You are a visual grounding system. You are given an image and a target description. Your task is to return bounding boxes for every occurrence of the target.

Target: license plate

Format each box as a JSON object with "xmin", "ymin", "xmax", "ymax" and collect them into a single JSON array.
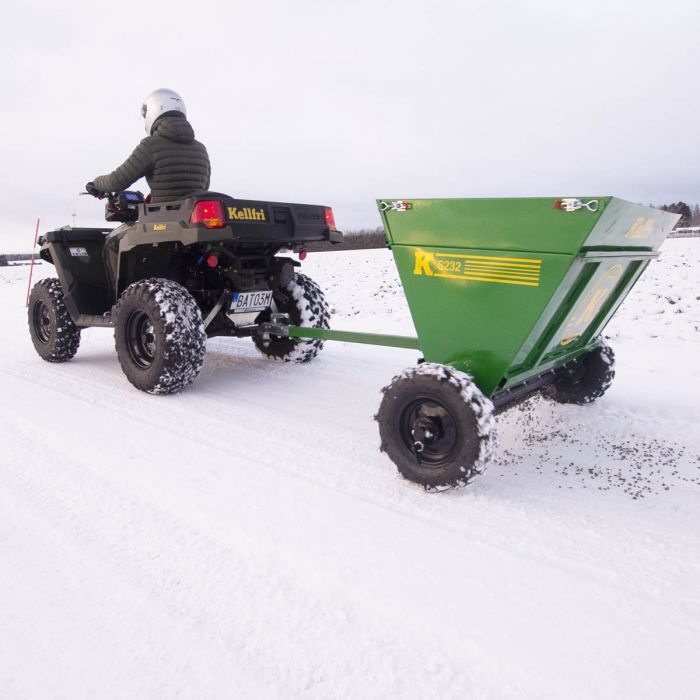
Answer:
[{"xmin": 230, "ymin": 290, "xmax": 273, "ymax": 313}]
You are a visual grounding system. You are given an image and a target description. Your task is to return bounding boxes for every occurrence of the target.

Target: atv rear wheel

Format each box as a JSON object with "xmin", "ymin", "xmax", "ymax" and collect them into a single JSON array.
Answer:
[
  {"xmin": 253, "ymin": 272, "xmax": 330, "ymax": 363},
  {"xmin": 376, "ymin": 363, "xmax": 496, "ymax": 490},
  {"xmin": 27, "ymin": 278, "xmax": 81, "ymax": 362},
  {"xmin": 543, "ymin": 339, "xmax": 615, "ymax": 405},
  {"xmin": 114, "ymin": 278, "xmax": 206, "ymax": 394}
]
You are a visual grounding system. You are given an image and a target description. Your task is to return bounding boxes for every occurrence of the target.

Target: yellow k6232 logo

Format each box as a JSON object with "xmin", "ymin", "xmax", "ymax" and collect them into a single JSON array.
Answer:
[{"xmin": 413, "ymin": 250, "xmax": 541, "ymax": 287}]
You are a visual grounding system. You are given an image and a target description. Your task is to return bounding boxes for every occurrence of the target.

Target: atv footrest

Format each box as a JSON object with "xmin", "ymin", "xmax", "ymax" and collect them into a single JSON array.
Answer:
[{"xmin": 76, "ymin": 313, "xmax": 113, "ymax": 328}]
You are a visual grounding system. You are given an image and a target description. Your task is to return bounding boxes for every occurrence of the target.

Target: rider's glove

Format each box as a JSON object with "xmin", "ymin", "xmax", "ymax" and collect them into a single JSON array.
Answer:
[{"xmin": 85, "ymin": 181, "xmax": 104, "ymax": 198}]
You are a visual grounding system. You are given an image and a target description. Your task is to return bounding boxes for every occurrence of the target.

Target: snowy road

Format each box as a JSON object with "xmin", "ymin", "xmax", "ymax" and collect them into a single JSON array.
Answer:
[{"xmin": 1, "ymin": 242, "xmax": 699, "ymax": 699}]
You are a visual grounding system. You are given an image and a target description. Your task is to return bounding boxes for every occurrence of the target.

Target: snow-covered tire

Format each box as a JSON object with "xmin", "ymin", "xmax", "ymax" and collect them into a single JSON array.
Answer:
[
  {"xmin": 375, "ymin": 363, "xmax": 496, "ymax": 490},
  {"xmin": 27, "ymin": 278, "xmax": 81, "ymax": 362},
  {"xmin": 253, "ymin": 272, "xmax": 330, "ymax": 363},
  {"xmin": 114, "ymin": 278, "xmax": 206, "ymax": 395},
  {"xmin": 543, "ymin": 339, "xmax": 615, "ymax": 406}
]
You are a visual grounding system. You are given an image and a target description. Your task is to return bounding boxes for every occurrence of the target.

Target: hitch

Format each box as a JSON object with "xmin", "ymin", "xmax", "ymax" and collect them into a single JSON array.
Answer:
[{"xmin": 255, "ymin": 313, "xmax": 291, "ymax": 347}]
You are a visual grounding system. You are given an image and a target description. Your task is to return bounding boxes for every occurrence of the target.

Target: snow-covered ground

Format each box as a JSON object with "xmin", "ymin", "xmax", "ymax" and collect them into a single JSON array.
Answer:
[{"xmin": 1, "ymin": 240, "xmax": 699, "ymax": 699}]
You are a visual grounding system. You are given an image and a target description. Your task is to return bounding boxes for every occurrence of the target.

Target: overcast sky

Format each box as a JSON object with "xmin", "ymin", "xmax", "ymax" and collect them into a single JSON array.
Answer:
[{"xmin": 2, "ymin": 0, "xmax": 698, "ymax": 251}]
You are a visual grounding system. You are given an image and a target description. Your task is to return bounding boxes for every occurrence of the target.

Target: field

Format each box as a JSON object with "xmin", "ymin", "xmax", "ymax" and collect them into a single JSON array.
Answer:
[{"xmin": 1, "ymin": 239, "xmax": 699, "ymax": 699}]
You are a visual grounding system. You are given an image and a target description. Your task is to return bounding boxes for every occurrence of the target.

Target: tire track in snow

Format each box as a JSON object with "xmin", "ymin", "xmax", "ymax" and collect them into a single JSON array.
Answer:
[
  {"xmin": 3, "ymin": 356, "xmax": 699, "ymax": 614},
  {"xmin": 0, "ymin": 376, "xmax": 535, "ymax": 699}
]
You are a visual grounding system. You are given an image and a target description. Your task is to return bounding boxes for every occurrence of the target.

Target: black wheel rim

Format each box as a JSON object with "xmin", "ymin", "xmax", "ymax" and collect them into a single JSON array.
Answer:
[
  {"xmin": 125, "ymin": 310, "xmax": 157, "ymax": 369},
  {"xmin": 399, "ymin": 396, "xmax": 459, "ymax": 467},
  {"xmin": 559, "ymin": 357, "xmax": 590, "ymax": 388},
  {"xmin": 32, "ymin": 300, "xmax": 51, "ymax": 344}
]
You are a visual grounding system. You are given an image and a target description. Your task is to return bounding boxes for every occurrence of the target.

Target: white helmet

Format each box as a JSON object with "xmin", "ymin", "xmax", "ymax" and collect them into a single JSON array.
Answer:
[{"xmin": 141, "ymin": 88, "xmax": 187, "ymax": 135}]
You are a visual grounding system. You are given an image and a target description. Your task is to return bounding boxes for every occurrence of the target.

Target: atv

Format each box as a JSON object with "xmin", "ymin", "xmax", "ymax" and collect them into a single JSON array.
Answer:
[{"xmin": 28, "ymin": 190, "xmax": 342, "ymax": 394}]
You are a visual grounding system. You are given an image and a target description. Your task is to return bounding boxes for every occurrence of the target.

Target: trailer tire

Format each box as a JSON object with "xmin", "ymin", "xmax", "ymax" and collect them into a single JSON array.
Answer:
[
  {"xmin": 253, "ymin": 272, "xmax": 330, "ymax": 363},
  {"xmin": 543, "ymin": 339, "xmax": 615, "ymax": 405},
  {"xmin": 28, "ymin": 278, "xmax": 81, "ymax": 362},
  {"xmin": 376, "ymin": 363, "xmax": 496, "ymax": 490},
  {"xmin": 114, "ymin": 278, "xmax": 206, "ymax": 395}
]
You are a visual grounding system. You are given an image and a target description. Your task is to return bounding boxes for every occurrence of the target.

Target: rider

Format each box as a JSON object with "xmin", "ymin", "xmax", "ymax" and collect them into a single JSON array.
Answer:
[{"xmin": 86, "ymin": 88, "xmax": 211, "ymax": 288}]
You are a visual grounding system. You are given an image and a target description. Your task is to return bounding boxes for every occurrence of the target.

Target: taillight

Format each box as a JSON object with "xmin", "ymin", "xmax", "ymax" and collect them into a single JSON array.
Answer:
[
  {"xmin": 190, "ymin": 200, "xmax": 226, "ymax": 228},
  {"xmin": 324, "ymin": 207, "xmax": 337, "ymax": 231}
]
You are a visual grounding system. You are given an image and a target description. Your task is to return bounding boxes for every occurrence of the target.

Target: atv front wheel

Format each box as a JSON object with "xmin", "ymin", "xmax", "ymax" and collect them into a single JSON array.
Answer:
[
  {"xmin": 543, "ymin": 339, "xmax": 615, "ymax": 405},
  {"xmin": 253, "ymin": 272, "xmax": 330, "ymax": 363},
  {"xmin": 376, "ymin": 363, "xmax": 496, "ymax": 490},
  {"xmin": 114, "ymin": 278, "xmax": 206, "ymax": 394},
  {"xmin": 27, "ymin": 278, "xmax": 81, "ymax": 362}
]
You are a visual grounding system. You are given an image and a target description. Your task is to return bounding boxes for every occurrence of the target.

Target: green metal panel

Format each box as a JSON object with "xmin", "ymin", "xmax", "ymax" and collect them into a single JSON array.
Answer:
[
  {"xmin": 584, "ymin": 198, "xmax": 673, "ymax": 250},
  {"xmin": 379, "ymin": 196, "xmax": 676, "ymax": 253},
  {"xmin": 379, "ymin": 197, "xmax": 609, "ymax": 254},
  {"xmin": 507, "ymin": 252, "xmax": 655, "ymax": 386},
  {"xmin": 390, "ymin": 245, "xmax": 573, "ymax": 395},
  {"xmin": 377, "ymin": 196, "xmax": 679, "ymax": 397}
]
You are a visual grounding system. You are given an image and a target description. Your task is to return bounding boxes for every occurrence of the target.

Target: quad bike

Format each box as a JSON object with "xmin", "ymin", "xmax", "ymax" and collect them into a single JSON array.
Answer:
[{"xmin": 28, "ymin": 189, "xmax": 342, "ymax": 394}]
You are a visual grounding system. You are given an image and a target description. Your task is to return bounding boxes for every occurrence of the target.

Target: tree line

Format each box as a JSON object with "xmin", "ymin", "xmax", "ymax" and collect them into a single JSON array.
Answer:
[{"xmin": 658, "ymin": 202, "xmax": 700, "ymax": 228}]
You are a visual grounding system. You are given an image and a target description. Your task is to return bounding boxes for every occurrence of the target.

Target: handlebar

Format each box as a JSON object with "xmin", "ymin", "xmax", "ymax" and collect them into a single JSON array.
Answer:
[
  {"xmin": 80, "ymin": 189, "xmax": 145, "ymax": 224},
  {"xmin": 80, "ymin": 189, "xmax": 109, "ymax": 200}
]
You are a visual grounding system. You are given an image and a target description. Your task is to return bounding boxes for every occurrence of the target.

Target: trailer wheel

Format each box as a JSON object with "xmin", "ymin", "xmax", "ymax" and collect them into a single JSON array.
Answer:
[
  {"xmin": 544, "ymin": 339, "xmax": 615, "ymax": 405},
  {"xmin": 114, "ymin": 278, "xmax": 206, "ymax": 394},
  {"xmin": 376, "ymin": 363, "xmax": 496, "ymax": 490},
  {"xmin": 27, "ymin": 278, "xmax": 81, "ymax": 362},
  {"xmin": 253, "ymin": 272, "xmax": 330, "ymax": 363}
]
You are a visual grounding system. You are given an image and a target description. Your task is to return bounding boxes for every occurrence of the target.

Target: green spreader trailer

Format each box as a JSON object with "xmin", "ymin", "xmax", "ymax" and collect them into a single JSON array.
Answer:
[{"xmin": 290, "ymin": 196, "xmax": 679, "ymax": 489}]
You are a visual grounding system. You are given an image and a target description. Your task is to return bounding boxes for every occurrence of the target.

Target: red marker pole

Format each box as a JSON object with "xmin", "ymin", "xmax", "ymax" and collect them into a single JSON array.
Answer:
[{"xmin": 25, "ymin": 218, "xmax": 40, "ymax": 307}]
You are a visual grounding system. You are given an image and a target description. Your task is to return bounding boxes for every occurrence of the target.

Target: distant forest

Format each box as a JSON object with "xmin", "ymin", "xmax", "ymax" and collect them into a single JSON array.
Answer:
[
  {"xmin": 307, "ymin": 227, "xmax": 386, "ymax": 251},
  {"xmin": 658, "ymin": 202, "xmax": 700, "ymax": 228}
]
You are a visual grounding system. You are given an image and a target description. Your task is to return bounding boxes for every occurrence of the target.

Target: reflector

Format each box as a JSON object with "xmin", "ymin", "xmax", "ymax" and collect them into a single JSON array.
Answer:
[
  {"xmin": 190, "ymin": 201, "xmax": 226, "ymax": 228},
  {"xmin": 323, "ymin": 207, "xmax": 336, "ymax": 231}
]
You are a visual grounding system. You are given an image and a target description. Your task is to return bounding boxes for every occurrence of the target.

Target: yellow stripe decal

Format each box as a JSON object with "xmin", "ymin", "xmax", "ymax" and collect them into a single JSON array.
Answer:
[
  {"xmin": 464, "ymin": 262, "xmax": 538, "ymax": 272},
  {"xmin": 433, "ymin": 272, "xmax": 540, "ymax": 287},
  {"xmin": 439, "ymin": 253, "xmax": 542, "ymax": 265},
  {"xmin": 461, "ymin": 259, "xmax": 541, "ymax": 270},
  {"xmin": 462, "ymin": 271, "xmax": 540, "ymax": 281}
]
